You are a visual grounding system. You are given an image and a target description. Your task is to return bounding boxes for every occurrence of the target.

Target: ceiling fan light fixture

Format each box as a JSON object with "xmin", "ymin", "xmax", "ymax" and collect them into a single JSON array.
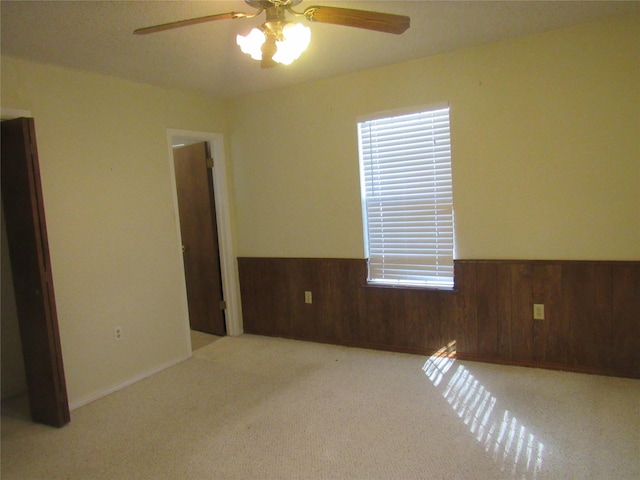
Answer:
[
  {"xmin": 137, "ymin": 1, "xmax": 410, "ymax": 68},
  {"xmin": 236, "ymin": 28, "xmax": 266, "ymax": 60},
  {"xmin": 237, "ymin": 21, "xmax": 310, "ymax": 65}
]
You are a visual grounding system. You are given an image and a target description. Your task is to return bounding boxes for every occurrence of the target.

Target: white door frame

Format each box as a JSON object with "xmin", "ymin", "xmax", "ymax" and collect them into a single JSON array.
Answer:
[{"xmin": 167, "ymin": 129, "xmax": 242, "ymax": 342}]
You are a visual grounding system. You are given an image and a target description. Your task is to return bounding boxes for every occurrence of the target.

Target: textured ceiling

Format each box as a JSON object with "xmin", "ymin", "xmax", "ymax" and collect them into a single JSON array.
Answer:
[{"xmin": 2, "ymin": 1, "xmax": 638, "ymax": 98}]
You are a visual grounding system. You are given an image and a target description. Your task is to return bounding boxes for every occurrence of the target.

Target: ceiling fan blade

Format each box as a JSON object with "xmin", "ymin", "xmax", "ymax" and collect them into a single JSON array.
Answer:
[
  {"xmin": 133, "ymin": 12, "xmax": 248, "ymax": 35},
  {"xmin": 303, "ymin": 6, "xmax": 410, "ymax": 35}
]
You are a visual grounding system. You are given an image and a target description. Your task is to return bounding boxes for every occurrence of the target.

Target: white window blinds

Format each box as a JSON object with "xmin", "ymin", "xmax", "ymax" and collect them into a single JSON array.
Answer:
[{"xmin": 358, "ymin": 106, "xmax": 454, "ymax": 288}]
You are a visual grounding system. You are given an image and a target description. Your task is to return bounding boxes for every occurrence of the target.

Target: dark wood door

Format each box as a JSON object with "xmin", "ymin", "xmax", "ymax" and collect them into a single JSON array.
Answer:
[
  {"xmin": 173, "ymin": 142, "xmax": 226, "ymax": 336},
  {"xmin": 1, "ymin": 117, "xmax": 70, "ymax": 427}
]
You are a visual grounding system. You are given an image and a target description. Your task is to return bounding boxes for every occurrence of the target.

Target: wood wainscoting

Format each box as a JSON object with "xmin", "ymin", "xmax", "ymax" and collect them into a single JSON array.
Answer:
[
  {"xmin": 455, "ymin": 260, "xmax": 639, "ymax": 378},
  {"xmin": 238, "ymin": 258, "xmax": 639, "ymax": 378}
]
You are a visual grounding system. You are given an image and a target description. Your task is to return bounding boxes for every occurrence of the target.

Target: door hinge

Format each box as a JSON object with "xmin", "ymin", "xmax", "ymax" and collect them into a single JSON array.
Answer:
[
  {"xmin": 220, "ymin": 300, "xmax": 227, "ymax": 310},
  {"xmin": 206, "ymin": 157, "xmax": 214, "ymax": 168}
]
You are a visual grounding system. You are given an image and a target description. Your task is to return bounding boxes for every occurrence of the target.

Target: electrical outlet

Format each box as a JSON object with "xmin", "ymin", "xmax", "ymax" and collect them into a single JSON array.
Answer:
[
  {"xmin": 114, "ymin": 326, "xmax": 123, "ymax": 341},
  {"xmin": 304, "ymin": 291, "xmax": 313, "ymax": 304},
  {"xmin": 533, "ymin": 304, "xmax": 545, "ymax": 320}
]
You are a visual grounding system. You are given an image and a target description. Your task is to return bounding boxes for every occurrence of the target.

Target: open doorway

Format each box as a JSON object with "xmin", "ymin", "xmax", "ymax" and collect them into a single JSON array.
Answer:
[
  {"xmin": 173, "ymin": 141, "xmax": 226, "ymax": 336},
  {"xmin": 2, "ymin": 109, "xmax": 32, "ymax": 417},
  {"xmin": 166, "ymin": 130, "xmax": 242, "ymax": 354},
  {"xmin": 1, "ymin": 113, "xmax": 70, "ymax": 427}
]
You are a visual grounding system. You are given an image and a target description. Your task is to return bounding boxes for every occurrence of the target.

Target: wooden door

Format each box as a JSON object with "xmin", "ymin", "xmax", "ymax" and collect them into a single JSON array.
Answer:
[
  {"xmin": 173, "ymin": 142, "xmax": 226, "ymax": 336},
  {"xmin": 1, "ymin": 118, "xmax": 70, "ymax": 427}
]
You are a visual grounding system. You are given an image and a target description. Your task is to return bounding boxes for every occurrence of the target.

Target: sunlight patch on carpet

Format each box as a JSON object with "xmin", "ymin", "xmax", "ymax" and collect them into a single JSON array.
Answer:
[{"xmin": 423, "ymin": 343, "xmax": 544, "ymax": 479}]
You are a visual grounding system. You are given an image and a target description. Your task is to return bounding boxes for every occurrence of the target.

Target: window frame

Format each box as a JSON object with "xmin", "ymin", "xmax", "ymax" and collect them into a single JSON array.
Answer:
[{"xmin": 357, "ymin": 102, "xmax": 455, "ymax": 290}]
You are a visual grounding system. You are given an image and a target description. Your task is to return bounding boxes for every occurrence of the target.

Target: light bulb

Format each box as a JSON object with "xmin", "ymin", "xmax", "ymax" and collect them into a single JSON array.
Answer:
[
  {"xmin": 237, "ymin": 28, "xmax": 266, "ymax": 60},
  {"xmin": 273, "ymin": 23, "xmax": 311, "ymax": 65}
]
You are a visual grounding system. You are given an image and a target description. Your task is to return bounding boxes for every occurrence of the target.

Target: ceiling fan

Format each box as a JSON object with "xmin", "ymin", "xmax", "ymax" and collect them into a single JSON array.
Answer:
[{"xmin": 134, "ymin": 0, "xmax": 410, "ymax": 67}]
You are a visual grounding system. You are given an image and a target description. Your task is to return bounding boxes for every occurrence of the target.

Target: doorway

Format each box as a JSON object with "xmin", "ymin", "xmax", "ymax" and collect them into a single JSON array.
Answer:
[
  {"xmin": 167, "ymin": 130, "xmax": 242, "ymax": 350},
  {"xmin": 1, "ymin": 116, "xmax": 70, "ymax": 427},
  {"xmin": 173, "ymin": 141, "xmax": 225, "ymax": 336}
]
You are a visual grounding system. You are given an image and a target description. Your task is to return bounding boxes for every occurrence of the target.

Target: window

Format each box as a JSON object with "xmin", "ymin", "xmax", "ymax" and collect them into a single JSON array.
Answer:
[{"xmin": 357, "ymin": 105, "xmax": 454, "ymax": 289}]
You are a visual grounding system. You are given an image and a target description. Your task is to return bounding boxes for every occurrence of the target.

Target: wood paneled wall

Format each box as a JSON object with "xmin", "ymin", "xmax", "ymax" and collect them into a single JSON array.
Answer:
[
  {"xmin": 237, "ymin": 258, "xmax": 456, "ymax": 354},
  {"xmin": 455, "ymin": 260, "xmax": 640, "ymax": 377},
  {"xmin": 238, "ymin": 258, "xmax": 640, "ymax": 378}
]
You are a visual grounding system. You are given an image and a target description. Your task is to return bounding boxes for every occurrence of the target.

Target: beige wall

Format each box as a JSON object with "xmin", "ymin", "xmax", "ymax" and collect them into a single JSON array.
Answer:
[
  {"xmin": 229, "ymin": 14, "xmax": 639, "ymax": 260},
  {"xmin": 1, "ymin": 56, "xmax": 230, "ymax": 407}
]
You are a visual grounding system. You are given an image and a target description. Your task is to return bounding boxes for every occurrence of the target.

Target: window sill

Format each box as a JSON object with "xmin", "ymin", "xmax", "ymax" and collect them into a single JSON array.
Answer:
[{"xmin": 361, "ymin": 282, "xmax": 458, "ymax": 293}]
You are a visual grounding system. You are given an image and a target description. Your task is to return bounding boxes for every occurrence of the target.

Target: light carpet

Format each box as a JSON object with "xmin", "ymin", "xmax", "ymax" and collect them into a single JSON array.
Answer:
[
  {"xmin": 190, "ymin": 330, "xmax": 221, "ymax": 352},
  {"xmin": 1, "ymin": 334, "xmax": 638, "ymax": 479}
]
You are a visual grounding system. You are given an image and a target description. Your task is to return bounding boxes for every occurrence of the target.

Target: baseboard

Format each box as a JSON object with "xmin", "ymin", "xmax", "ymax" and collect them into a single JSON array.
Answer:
[
  {"xmin": 455, "ymin": 353, "xmax": 640, "ymax": 380},
  {"xmin": 249, "ymin": 331, "xmax": 639, "ymax": 379},
  {"xmin": 69, "ymin": 354, "xmax": 189, "ymax": 410},
  {"xmin": 246, "ymin": 330, "xmax": 444, "ymax": 358}
]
